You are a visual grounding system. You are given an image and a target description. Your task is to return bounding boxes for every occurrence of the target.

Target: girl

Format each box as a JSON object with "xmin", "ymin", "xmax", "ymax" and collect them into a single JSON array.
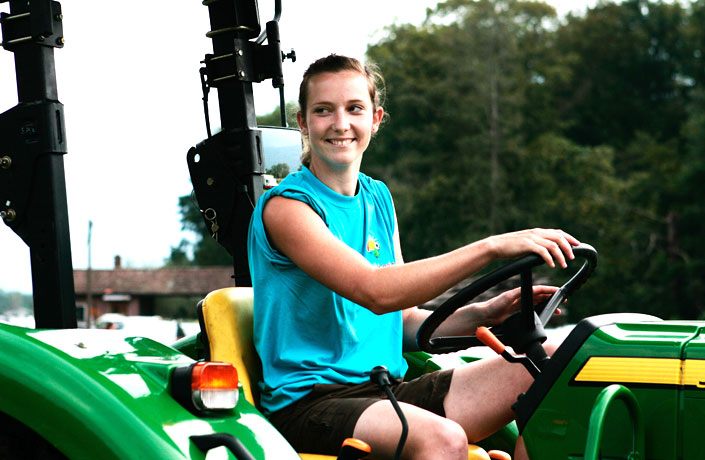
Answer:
[{"xmin": 248, "ymin": 54, "xmax": 578, "ymax": 460}]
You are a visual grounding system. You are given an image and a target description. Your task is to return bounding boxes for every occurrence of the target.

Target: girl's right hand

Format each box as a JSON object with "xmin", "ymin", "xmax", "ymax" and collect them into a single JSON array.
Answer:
[{"xmin": 486, "ymin": 229, "xmax": 580, "ymax": 269}]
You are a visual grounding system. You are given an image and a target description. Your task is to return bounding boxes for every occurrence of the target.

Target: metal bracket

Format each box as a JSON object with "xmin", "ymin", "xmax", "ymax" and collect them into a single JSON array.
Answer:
[
  {"xmin": 202, "ymin": 20, "xmax": 293, "ymax": 89},
  {"xmin": 187, "ymin": 129, "xmax": 264, "ymax": 286},
  {"xmin": 186, "ymin": 128, "xmax": 264, "ymax": 250},
  {"xmin": 0, "ymin": 100, "xmax": 67, "ymax": 232},
  {"xmin": 0, "ymin": 1, "xmax": 64, "ymax": 51}
]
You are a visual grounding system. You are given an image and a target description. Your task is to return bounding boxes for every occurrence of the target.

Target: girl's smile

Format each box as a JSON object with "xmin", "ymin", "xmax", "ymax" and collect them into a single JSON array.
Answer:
[{"xmin": 297, "ymin": 70, "xmax": 384, "ymax": 185}]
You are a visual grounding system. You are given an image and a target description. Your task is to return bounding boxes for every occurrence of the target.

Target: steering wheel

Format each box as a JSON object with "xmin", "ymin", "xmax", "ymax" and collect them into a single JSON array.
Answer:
[{"xmin": 416, "ymin": 243, "xmax": 598, "ymax": 355}]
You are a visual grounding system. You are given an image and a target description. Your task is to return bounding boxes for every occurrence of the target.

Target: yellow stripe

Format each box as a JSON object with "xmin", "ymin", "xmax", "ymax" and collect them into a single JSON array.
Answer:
[
  {"xmin": 682, "ymin": 359, "xmax": 705, "ymax": 388},
  {"xmin": 575, "ymin": 357, "xmax": 681, "ymax": 386}
]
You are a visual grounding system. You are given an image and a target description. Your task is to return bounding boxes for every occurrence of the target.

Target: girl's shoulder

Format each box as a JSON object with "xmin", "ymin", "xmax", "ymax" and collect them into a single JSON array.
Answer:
[
  {"xmin": 358, "ymin": 172, "xmax": 392, "ymax": 200},
  {"xmin": 260, "ymin": 168, "xmax": 317, "ymax": 202}
]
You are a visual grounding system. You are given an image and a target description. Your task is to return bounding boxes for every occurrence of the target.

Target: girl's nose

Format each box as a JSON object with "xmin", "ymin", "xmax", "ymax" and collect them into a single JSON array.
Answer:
[{"xmin": 332, "ymin": 109, "xmax": 350, "ymax": 132}]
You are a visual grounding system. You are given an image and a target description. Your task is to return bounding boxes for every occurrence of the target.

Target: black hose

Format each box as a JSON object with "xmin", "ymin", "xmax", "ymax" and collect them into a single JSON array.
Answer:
[{"xmin": 370, "ymin": 366, "xmax": 408, "ymax": 460}]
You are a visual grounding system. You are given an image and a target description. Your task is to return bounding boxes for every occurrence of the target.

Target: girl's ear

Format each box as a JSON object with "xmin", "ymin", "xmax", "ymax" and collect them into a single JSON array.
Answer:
[
  {"xmin": 371, "ymin": 106, "xmax": 384, "ymax": 133},
  {"xmin": 296, "ymin": 111, "xmax": 308, "ymax": 135}
]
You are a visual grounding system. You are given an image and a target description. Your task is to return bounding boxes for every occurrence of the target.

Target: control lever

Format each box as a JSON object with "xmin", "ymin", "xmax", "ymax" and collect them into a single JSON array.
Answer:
[
  {"xmin": 476, "ymin": 327, "xmax": 541, "ymax": 378},
  {"xmin": 336, "ymin": 437, "xmax": 371, "ymax": 460},
  {"xmin": 370, "ymin": 366, "xmax": 408, "ymax": 460}
]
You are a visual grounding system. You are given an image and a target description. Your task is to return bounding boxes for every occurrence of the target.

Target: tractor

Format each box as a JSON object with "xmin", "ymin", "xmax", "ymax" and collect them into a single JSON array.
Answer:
[{"xmin": 1, "ymin": 1, "xmax": 699, "ymax": 459}]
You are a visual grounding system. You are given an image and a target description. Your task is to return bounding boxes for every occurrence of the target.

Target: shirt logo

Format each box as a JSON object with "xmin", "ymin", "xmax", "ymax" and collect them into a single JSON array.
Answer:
[{"xmin": 366, "ymin": 236, "xmax": 380, "ymax": 258}]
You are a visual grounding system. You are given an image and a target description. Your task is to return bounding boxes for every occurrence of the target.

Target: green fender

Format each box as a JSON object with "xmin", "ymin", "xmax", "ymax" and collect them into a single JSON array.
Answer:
[{"xmin": 0, "ymin": 323, "xmax": 299, "ymax": 460}]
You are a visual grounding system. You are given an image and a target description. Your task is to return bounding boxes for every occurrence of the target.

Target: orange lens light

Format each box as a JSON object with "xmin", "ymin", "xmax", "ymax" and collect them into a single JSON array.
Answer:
[
  {"xmin": 190, "ymin": 362, "xmax": 239, "ymax": 410},
  {"xmin": 191, "ymin": 361, "xmax": 238, "ymax": 390}
]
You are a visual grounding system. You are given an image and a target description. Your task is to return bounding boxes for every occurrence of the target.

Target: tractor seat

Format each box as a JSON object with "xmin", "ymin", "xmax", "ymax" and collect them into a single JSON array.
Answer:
[{"xmin": 197, "ymin": 287, "xmax": 509, "ymax": 460}]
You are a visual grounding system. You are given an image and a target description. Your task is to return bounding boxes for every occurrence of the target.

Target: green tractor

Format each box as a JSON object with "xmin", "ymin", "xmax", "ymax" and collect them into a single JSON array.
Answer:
[{"xmin": 0, "ymin": 1, "xmax": 700, "ymax": 459}]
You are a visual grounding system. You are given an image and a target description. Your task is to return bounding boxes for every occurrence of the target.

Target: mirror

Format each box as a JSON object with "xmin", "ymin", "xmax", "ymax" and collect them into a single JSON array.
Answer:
[{"xmin": 260, "ymin": 126, "xmax": 302, "ymax": 188}]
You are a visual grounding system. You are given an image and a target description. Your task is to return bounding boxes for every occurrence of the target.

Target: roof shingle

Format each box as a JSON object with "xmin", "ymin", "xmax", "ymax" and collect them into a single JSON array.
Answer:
[{"xmin": 74, "ymin": 266, "xmax": 234, "ymax": 296}]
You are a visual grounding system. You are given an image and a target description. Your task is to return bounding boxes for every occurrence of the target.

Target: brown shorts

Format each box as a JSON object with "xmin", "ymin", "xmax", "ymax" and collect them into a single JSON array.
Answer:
[{"xmin": 267, "ymin": 369, "xmax": 454, "ymax": 455}]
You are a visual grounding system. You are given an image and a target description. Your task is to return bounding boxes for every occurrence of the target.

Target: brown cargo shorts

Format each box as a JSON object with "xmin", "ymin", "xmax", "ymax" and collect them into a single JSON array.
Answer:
[{"xmin": 267, "ymin": 369, "xmax": 454, "ymax": 455}]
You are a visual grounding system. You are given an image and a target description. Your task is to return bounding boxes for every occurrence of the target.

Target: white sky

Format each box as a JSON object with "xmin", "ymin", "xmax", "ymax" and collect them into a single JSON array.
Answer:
[{"xmin": 0, "ymin": 0, "xmax": 595, "ymax": 294}]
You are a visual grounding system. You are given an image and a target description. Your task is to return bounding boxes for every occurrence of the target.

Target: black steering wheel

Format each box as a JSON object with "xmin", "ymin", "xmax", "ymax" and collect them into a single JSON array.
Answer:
[{"xmin": 416, "ymin": 243, "xmax": 598, "ymax": 355}]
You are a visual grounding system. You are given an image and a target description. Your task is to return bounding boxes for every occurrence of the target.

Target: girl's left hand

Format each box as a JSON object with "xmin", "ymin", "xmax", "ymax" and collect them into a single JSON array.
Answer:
[{"xmin": 478, "ymin": 285, "xmax": 561, "ymax": 326}]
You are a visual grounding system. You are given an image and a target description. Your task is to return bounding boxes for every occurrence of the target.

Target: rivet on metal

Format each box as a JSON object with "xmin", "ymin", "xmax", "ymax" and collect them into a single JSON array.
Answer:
[{"xmin": 0, "ymin": 156, "xmax": 11, "ymax": 169}]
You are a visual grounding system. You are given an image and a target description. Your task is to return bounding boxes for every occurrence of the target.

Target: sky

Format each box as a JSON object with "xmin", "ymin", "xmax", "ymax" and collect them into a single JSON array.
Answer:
[{"xmin": 0, "ymin": 0, "xmax": 596, "ymax": 295}]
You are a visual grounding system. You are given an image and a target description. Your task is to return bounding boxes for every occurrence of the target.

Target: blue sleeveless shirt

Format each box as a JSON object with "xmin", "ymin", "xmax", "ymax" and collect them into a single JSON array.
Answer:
[{"xmin": 248, "ymin": 167, "xmax": 408, "ymax": 415}]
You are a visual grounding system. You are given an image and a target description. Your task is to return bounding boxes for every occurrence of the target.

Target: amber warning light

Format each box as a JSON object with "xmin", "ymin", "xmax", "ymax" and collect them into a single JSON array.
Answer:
[{"xmin": 172, "ymin": 361, "xmax": 239, "ymax": 412}]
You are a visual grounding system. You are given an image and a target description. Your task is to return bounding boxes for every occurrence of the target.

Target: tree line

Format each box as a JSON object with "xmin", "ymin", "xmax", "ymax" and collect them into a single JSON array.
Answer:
[
  {"xmin": 0, "ymin": 290, "xmax": 32, "ymax": 315},
  {"xmin": 171, "ymin": 0, "xmax": 704, "ymax": 322}
]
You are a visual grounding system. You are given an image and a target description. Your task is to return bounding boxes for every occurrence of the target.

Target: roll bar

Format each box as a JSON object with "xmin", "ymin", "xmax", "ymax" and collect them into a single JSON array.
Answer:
[
  {"xmin": 0, "ymin": 0, "xmax": 76, "ymax": 328},
  {"xmin": 187, "ymin": 0, "xmax": 294, "ymax": 287}
]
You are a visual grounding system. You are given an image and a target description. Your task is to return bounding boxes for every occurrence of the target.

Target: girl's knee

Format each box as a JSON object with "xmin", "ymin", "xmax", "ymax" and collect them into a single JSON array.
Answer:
[
  {"xmin": 409, "ymin": 418, "xmax": 468, "ymax": 460},
  {"xmin": 441, "ymin": 419, "xmax": 470, "ymax": 455}
]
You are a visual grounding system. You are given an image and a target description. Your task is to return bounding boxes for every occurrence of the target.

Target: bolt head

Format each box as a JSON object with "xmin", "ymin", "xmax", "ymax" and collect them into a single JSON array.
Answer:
[{"xmin": 1, "ymin": 208, "xmax": 16, "ymax": 223}]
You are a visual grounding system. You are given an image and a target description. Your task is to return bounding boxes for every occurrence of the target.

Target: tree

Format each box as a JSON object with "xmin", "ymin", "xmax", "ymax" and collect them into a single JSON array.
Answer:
[
  {"xmin": 365, "ymin": 0, "xmax": 560, "ymax": 259},
  {"xmin": 551, "ymin": 0, "xmax": 690, "ymax": 152},
  {"xmin": 256, "ymin": 101, "xmax": 299, "ymax": 128},
  {"xmin": 268, "ymin": 162, "xmax": 290, "ymax": 179},
  {"xmin": 362, "ymin": 0, "xmax": 704, "ymax": 320},
  {"xmin": 672, "ymin": 86, "xmax": 705, "ymax": 318},
  {"xmin": 166, "ymin": 194, "xmax": 232, "ymax": 266}
]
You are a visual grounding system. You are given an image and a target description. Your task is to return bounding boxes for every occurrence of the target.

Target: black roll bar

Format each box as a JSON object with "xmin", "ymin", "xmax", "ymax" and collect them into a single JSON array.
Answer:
[
  {"xmin": 187, "ymin": 0, "xmax": 293, "ymax": 287},
  {"xmin": 0, "ymin": 0, "xmax": 76, "ymax": 329}
]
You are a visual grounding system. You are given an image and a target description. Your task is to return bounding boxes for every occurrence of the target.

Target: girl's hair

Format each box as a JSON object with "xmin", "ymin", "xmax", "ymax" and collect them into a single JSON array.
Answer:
[{"xmin": 298, "ymin": 54, "xmax": 387, "ymax": 167}]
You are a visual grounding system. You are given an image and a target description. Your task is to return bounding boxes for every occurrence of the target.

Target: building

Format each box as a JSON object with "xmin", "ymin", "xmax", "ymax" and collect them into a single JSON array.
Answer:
[{"xmin": 73, "ymin": 256, "xmax": 234, "ymax": 322}]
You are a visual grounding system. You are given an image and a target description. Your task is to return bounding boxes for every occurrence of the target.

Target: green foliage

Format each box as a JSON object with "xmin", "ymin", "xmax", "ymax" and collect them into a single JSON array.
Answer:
[
  {"xmin": 366, "ymin": 0, "xmax": 561, "ymax": 255},
  {"xmin": 164, "ymin": 239, "xmax": 192, "ymax": 267},
  {"xmin": 256, "ymin": 102, "xmax": 299, "ymax": 128},
  {"xmin": 363, "ymin": 0, "xmax": 705, "ymax": 320},
  {"xmin": 268, "ymin": 163, "xmax": 290, "ymax": 179},
  {"xmin": 552, "ymin": 0, "xmax": 690, "ymax": 149},
  {"xmin": 166, "ymin": 194, "xmax": 232, "ymax": 267}
]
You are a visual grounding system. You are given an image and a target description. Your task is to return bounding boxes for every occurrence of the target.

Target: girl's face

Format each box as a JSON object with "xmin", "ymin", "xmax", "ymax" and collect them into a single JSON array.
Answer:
[{"xmin": 297, "ymin": 70, "xmax": 384, "ymax": 174}]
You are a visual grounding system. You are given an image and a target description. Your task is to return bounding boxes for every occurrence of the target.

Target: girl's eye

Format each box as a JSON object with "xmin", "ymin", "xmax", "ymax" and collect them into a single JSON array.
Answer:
[
  {"xmin": 349, "ymin": 105, "xmax": 364, "ymax": 113},
  {"xmin": 312, "ymin": 107, "xmax": 330, "ymax": 115}
]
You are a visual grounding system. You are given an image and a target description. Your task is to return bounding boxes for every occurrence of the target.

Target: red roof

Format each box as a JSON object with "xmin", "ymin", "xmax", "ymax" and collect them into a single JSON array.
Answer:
[{"xmin": 74, "ymin": 266, "xmax": 235, "ymax": 296}]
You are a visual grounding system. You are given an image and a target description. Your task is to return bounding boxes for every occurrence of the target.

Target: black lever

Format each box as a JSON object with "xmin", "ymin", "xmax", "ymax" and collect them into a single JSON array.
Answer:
[
  {"xmin": 476, "ymin": 327, "xmax": 541, "ymax": 378},
  {"xmin": 370, "ymin": 366, "xmax": 408, "ymax": 460}
]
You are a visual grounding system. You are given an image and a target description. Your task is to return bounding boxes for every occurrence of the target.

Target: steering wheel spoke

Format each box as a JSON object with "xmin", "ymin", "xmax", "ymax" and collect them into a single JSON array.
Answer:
[{"xmin": 417, "ymin": 244, "xmax": 598, "ymax": 355}]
